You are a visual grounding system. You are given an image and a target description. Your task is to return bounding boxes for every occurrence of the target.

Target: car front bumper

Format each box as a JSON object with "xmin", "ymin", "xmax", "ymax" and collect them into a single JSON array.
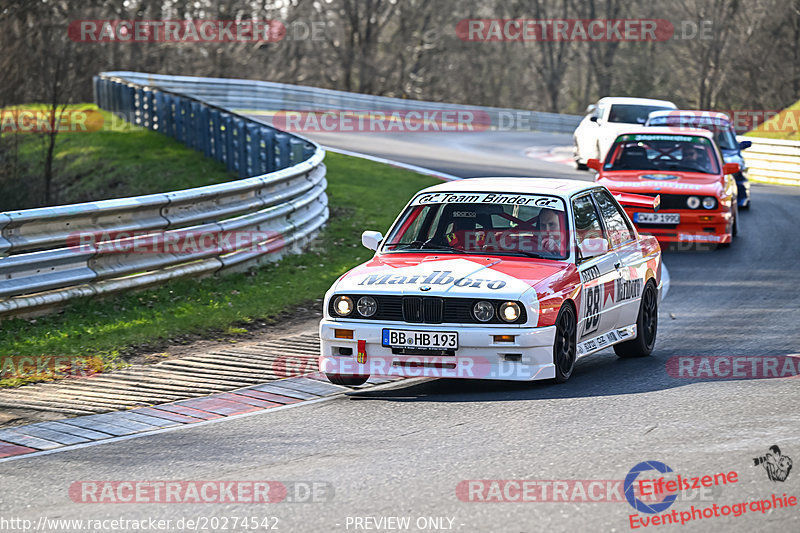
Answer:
[
  {"xmin": 319, "ymin": 319, "xmax": 558, "ymax": 381},
  {"xmin": 627, "ymin": 209, "xmax": 733, "ymax": 244}
]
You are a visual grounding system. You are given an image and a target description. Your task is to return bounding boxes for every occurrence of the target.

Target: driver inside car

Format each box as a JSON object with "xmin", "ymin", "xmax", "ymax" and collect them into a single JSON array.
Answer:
[{"xmin": 536, "ymin": 208, "xmax": 565, "ymax": 254}]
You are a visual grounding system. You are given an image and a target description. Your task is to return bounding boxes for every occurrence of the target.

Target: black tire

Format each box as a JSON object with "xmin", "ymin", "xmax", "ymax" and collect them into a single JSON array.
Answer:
[
  {"xmin": 576, "ymin": 161, "xmax": 589, "ymax": 171},
  {"xmin": 614, "ymin": 280, "xmax": 658, "ymax": 358},
  {"xmin": 553, "ymin": 304, "xmax": 577, "ymax": 383},
  {"xmin": 326, "ymin": 373, "xmax": 369, "ymax": 386}
]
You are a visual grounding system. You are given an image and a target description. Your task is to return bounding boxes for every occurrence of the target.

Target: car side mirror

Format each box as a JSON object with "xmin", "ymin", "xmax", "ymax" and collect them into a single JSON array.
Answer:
[
  {"xmin": 738, "ymin": 140, "xmax": 752, "ymax": 150},
  {"xmin": 585, "ymin": 104, "xmax": 597, "ymax": 115},
  {"xmin": 589, "ymin": 116, "xmax": 599, "ymax": 123},
  {"xmin": 578, "ymin": 238, "xmax": 609, "ymax": 260},
  {"xmin": 361, "ymin": 230, "xmax": 383, "ymax": 251},
  {"xmin": 587, "ymin": 158, "xmax": 602, "ymax": 171},
  {"xmin": 722, "ymin": 162, "xmax": 740, "ymax": 175}
]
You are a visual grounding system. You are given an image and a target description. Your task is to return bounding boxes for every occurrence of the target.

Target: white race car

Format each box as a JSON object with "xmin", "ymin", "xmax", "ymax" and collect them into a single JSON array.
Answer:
[
  {"xmin": 573, "ymin": 97, "xmax": 677, "ymax": 170},
  {"xmin": 319, "ymin": 178, "xmax": 664, "ymax": 385}
]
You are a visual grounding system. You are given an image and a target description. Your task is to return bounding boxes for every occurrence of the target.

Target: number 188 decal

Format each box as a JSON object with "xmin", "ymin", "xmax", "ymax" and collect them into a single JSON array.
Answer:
[{"xmin": 582, "ymin": 285, "xmax": 601, "ymax": 335}]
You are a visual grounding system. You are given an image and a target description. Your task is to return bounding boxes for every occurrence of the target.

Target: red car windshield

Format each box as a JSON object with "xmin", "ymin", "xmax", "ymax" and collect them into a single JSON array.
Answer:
[
  {"xmin": 604, "ymin": 134, "xmax": 721, "ymax": 174},
  {"xmin": 383, "ymin": 194, "xmax": 569, "ymax": 260}
]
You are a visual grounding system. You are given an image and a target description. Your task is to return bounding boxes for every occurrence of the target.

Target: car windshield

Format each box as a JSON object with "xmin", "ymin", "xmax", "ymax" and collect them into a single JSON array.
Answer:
[
  {"xmin": 383, "ymin": 192, "xmax": 569, "ymax": 260},
  {"xmin": 604, "ymin": 133, "xmax": 721, "ymax": 174},
  {"xmin": 648, "ymin": 116, "xmax": 739, "ymax": 150},
  {"xmin": 608, "ymin": 104, "xmax": 673, "ymax": 124}
]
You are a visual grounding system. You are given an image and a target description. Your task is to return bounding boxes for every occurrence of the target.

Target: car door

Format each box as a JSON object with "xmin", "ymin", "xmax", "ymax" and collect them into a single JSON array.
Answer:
[
  {"xmin": 572, "ymin": 193, "xmax": 623, "ymax": 348},
  {"xmin": 591, "ymin": 189, "xmax": 644, "ymax": 329}
]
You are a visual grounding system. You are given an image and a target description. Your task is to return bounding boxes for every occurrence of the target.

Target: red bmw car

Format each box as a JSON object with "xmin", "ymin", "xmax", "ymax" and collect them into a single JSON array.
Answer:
[{"xmin": 589, "ymin": 128, "xmax": 741, "ymax": 246}]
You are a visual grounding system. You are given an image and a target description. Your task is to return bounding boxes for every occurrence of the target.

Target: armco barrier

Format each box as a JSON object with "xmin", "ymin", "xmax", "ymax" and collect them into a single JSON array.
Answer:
[
  {"xmin": 0, "ymin": 73, "xmax": 328, "ymax": 319},
  {"xmin": 99, "ymin": 72, "xmax": 584, "ymax": 134},
  {"xmin": 741, "ymin": 136, "xmax": 800, "ymax": 187}
]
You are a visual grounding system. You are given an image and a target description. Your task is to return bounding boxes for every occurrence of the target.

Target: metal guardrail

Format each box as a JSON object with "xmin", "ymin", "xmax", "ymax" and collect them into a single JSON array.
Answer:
[
  {"xmin": 741, "ymin": 136, "xmax": 800, "ymax": 187},
  {"xmin": 100, "ymin": 72, "xmax": 584, "ymax": 134},
  {"xmin": 0, "ymin": 74, "xmax": 328, "ymax": 319}
]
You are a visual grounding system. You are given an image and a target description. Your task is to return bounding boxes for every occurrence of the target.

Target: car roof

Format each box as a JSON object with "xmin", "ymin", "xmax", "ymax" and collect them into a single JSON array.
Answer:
[
  {"xmin": 647, "ymin": 109, "xmax": 731, "ymax": 123},
  {"xmin": 610, "ymin": 126, "xmax": 716, "ymax": 139},
  {"xmin": 417, "ymin": 177, "xmax": 598, "ymax": 199},
  {"xmin": 597, "ymin": 96, "xmax": 677, "ymax": 108}
]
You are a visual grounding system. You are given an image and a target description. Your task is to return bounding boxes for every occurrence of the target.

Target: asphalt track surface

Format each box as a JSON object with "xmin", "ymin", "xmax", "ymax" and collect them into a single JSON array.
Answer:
[{"xmin": 1, "ymin": 128, "xmax": 799, "ymax": 532}]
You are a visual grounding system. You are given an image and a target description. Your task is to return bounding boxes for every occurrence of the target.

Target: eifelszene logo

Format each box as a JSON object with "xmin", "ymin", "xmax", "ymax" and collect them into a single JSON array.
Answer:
[{"xmin": 753, "ymin": 445, "xmax": 793, "ymax": 482}]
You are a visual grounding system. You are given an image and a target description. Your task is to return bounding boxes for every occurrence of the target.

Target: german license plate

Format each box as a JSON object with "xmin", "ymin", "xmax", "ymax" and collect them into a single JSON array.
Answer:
[
  {"xmin": 634, "ymin": 212, "xmax": 680, "ymax": 224},
  {"xmin": 382, "ymin": 329, "xmax": 458, "ymax": 350}
]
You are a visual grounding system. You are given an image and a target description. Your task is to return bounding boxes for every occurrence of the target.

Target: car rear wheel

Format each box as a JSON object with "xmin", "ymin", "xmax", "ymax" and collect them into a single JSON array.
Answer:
[
  {"xmin": 326, "ymin": 373, "xmax": 369, "ymax": 386},
  {"xmin": 614, "ymin": 280, "xmax": 658, "ymax": 358},
  {"xmin": 553, "ymin": 304, "xmax": 577, "ymax": 383}
]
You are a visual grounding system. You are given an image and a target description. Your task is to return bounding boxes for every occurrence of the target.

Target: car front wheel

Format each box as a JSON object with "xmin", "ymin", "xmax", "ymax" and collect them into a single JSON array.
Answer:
[
  {"xmin": 553, "ymin": 304, "xmax": 577, "ymax": 383},
  {"xmin": 614, "ymin": 280, "xmax": 658, "ymax": 358}
]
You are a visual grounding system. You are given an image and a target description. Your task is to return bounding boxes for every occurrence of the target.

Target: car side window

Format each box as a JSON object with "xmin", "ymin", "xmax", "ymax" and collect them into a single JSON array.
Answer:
[
  {"xmin": 572, "ymin": 194, "xmax": 606, "ymax": 248},
  {"xmin": 592, "ymin": 190, "xmax": 635, "ymax": 247}
]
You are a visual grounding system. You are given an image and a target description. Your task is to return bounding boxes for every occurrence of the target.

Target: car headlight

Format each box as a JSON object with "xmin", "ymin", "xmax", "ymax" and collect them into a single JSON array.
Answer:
[
  {"xmin": 702, "ymin": 197, "xmax": 717, "ymax": 209},
  {"xmin": 357, "ymin": 296, "xmax": 377, "ymax": 317},
  {"xmin": 333, "ymin": 295, "xmax": 353, "ymax": 316},
  {"xmin": 473, "ymin": 301, "xmax": 495, "ymax": 322},
  {"xmin": 686, "ymin": 196, "xmax": 701, "ymax": 209},
  {"xmin": 499, "ymin": 302, "xmax": 521, "ymax": 323}
]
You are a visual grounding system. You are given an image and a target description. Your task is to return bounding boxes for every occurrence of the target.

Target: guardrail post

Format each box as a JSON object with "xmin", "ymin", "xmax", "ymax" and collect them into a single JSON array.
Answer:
[
  {"xmin": 290, "ymin": 139, "xmax": 305, "ymax": 165},
  {"xmin": 177, "ymin": 98, "xmax": 188, "ymax": 143},
  {"xmin": 275, "ymin": 132, "xmax": 290, "ymax": 170},
  {"xmin": 92, "ymin": 76, "xmax": 100, "ymax": 110},
  {"xmin": 188, "ymin": 101, "xmax": 198, "ymax": 149},
  {"xmin": 135, "ymin": 87, "xmax": 145, "ymax": 126},
  {"xmin": 209, "ymin": 109, "xmax": 221, "ymax": 160},
  {"xmin": 247, "ymin": 123, "xmax": 260, "ymax": 175},
  {"xmin": 236, "ymin": 118, "xmax": 248, "ymax": 178},
  {"xmin": 199, "ymin": 106, "xmax": 210, "ymax": 157},
  {"xmin": 260, "ymin": 127, "xmax": 275, "ymax": 173},
  {"xmin": 223, "ymin": 113, "xmax": 235, "ymax": 172}
]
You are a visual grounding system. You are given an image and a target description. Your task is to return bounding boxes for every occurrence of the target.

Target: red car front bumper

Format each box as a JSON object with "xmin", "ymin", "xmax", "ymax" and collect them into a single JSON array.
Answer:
[{"xmin": 623, "ymin": 208, "xmax": 733, "ymax": 245}]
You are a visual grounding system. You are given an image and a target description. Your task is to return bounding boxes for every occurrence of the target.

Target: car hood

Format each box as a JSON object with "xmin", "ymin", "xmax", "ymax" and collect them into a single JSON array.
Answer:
[
  {"xmin": 333, "ymin": 253, "xmax": 568, "ymax": 300},
  {"xmin": 597, "ymin": 170, "xmax": 722, "ymax": 195}
]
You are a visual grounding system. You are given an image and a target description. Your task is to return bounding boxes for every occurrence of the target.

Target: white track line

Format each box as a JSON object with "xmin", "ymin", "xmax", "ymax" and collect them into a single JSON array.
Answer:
[{"xmin": 324, "ymin": 146, "xmax": 461, "ymax": 181}]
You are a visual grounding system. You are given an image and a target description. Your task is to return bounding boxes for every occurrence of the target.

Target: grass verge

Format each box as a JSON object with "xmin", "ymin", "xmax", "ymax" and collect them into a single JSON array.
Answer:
[
  {"xmin": 0, "ymin": 152, "xmax": 439, "ymax": 387},
  {"xmin": 0, "ymin": 104, "xmax": 237, "ymax": 210}
]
